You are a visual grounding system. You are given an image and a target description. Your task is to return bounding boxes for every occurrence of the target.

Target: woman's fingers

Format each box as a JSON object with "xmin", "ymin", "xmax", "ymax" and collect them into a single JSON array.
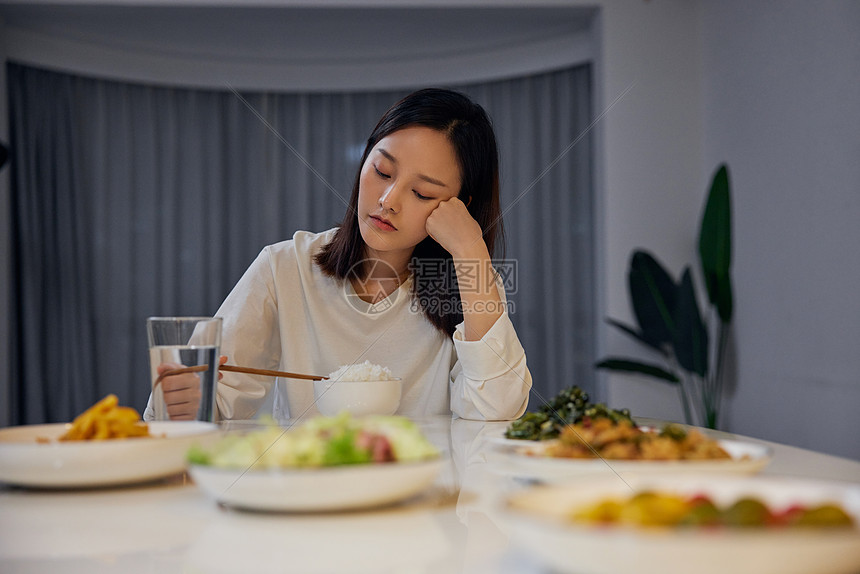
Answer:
[
  {"xmin": 158, "ymin": 363, "xmax": 202, "ymax": 420},
  {"xmin": 157, "ymin": 357, "xmax": 225, "ymax": 419},
  {"xmin": 425, "ymin": 197, "xmax": 484, "ymax": 257},
  {"xmin": 165, "ymin": 400, "xmax": 200, "ymax": 420},
  {"xmin": 161, "ymin": 373, "xmax": 201, "ymax": 397},
  {"xmin": 156, "ymin": 361, "xmax": 184, "ymax": 376}
]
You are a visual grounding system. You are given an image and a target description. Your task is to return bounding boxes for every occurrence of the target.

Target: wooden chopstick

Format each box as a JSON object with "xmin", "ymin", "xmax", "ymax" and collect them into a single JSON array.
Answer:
[
  {"xmin": 153, "ymin": 363, "xmax": 326, "ymax": 390},
  {"xmin": 220, "ymin": 364, "xmax": 326, "ymax": 381}
]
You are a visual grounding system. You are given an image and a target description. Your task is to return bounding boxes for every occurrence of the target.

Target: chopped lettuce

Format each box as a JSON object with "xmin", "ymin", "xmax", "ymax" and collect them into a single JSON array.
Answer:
[
  {"xmin": 322, "ymin": 428, "xmax": 372, "ymax": 465},
  {"xmin": 186, "ymin": 444, "xmax": 211, "ymax": 466},
  {"xmin": 189, "ymin": 414, "xmax": 438, "ymax": 469}
]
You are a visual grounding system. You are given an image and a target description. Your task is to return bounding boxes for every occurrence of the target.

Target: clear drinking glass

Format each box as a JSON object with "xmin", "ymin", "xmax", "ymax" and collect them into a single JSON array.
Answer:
[{"xmin": 147, "ymin": 317, "xmax": 222, "ymax": 421}]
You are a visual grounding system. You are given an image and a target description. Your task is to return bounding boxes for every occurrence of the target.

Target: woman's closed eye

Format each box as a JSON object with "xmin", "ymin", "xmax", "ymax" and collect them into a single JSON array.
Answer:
[
  {"xmin": 374, "ymin": 165, "xmax": 432, "ymax": 200},
  {"xmin": 373, "ymin": 165, "xmax": 391, "ymax": 179}
]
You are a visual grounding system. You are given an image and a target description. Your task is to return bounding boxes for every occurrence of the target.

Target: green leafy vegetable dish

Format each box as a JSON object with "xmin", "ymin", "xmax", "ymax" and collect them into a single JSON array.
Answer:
[
  {"xmin": 188, "ymin": 413, "xmax": 439, "ymax": 469},
  {"xmin": 505, "ymin": 386, "xmax": 633, "ymax": 441}
]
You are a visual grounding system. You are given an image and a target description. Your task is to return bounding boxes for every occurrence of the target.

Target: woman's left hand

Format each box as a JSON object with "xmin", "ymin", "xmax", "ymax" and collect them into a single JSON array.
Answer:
[{"xmin": 425, "ymin": 197, "xmax": 486, "ymax": 259}]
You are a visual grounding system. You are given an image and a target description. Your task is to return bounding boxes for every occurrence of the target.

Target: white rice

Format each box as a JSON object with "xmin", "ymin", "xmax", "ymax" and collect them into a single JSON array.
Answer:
[{"xmin": 327, "ymin": 360, "xmax": 395, "ymax": 382}]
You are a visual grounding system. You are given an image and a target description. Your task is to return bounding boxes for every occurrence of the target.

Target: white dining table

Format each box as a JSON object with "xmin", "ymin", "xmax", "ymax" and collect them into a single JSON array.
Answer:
[{"xmin": 1, "ymin": 416, "xmax": 859, "ymax": 574}]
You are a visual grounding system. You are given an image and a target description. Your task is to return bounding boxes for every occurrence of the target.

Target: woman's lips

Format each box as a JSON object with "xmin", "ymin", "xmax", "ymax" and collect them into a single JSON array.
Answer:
[{"xmin": 369, "ymin": 215, "xmax": 397, "ymax": 231}]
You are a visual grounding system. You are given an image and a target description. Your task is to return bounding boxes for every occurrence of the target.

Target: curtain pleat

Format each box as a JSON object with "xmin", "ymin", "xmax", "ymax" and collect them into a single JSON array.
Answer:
[{"xmin": 8, "ymin": 62, "xmax": 594, "ymax": 422}]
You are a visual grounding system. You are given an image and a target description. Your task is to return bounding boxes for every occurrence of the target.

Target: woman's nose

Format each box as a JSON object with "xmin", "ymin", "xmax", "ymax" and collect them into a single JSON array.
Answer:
[{"xmin": 379, "ymin": 185, "xmax": 402, "ymax": 214}]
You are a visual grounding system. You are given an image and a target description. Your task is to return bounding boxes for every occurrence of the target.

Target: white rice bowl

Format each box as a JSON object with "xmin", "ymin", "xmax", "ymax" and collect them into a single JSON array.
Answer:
[
  {"xmin": 326, "ymin": 361, "xmax": 395, "ymax": 382},
  {"xmin": 316, "ymin": 361, "xmax": 401, "ymax": 416}
]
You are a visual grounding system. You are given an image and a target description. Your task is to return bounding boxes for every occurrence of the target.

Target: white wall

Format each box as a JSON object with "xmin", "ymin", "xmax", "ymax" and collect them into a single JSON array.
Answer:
[{"xmin": 700, "ymin": 0, "xmax": 860, "ymax": 460}]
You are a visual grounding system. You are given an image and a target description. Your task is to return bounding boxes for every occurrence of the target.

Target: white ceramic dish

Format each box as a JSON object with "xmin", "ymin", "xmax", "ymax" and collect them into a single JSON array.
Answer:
[
  {"xmin": 313, "ymin": 378, "xmax": 402, "ymax": 416},
  {"xmin": 0, "ymin": 421, "xmax": 219, "ymax": 488},
  {"xmin": 492, "ymin": 437, "xmax": 772, "ymax": 482},
  {"xmin": 502, "ymin": 474, "xmax": 860, "ymax": 574},
  {"xmin": 486, "ymin": 436, "xmax": 544, "ymax": 448},
  {"xmin": 189, "ymin": 457, "xmax": 443, "ymax": 512}
]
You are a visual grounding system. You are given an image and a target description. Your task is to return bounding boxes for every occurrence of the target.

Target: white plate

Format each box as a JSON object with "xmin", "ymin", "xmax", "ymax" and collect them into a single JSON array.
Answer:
[
  {"xmin": 501, "ymin": 474, "xmax": 860, "ymax": 574},
  {"xmin": 492, "ymin": 438, "xmax": 772, "ymax": 482},
  {"xmin": 486, "ymin": 436, "xmax": 539, "ymax": 448},
  {"xmin": 189, "ymin": 458, "xmax": 444, "ymax": 512},
  {"xmin": 0, "ymin": 421, "xmax": 219, "ymax": 488}
]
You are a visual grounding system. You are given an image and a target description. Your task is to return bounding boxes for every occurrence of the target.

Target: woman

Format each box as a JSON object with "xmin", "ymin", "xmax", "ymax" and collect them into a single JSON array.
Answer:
[{"xmin": 147, "ymin": 88, "xmax": 531, "ymax": 422}]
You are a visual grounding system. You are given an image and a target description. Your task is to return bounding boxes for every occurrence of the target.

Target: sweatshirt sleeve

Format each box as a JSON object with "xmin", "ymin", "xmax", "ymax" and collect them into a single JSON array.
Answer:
[
  {"xmin": 448, "ymin": 273, "xmax": 531, "ymax": 421},
  {"xmin": 213, "ymin": 246, "xmax": 283, "ymax": 420}
]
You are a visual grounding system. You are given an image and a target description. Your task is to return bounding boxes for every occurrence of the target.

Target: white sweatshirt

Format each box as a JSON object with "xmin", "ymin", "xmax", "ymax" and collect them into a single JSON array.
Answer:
[{"xmin": 147, "ymin": 228, "xmax": 531, "ymax": 422}]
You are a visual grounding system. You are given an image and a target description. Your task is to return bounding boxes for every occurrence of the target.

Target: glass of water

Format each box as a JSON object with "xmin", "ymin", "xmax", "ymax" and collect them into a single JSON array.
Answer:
[{"xmin": 147, "ymin": 317, "xmax": 222, "ymax": 421}]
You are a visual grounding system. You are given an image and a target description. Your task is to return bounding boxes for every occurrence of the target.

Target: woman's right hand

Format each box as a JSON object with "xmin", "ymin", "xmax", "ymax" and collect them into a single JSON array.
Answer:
[
  {"xmin": 157, "ymin": 362, "xmax": 202, "ymax": 420},
  {"xmin": 157, "ymin": 356, "xmax": 228, "ymax": 420}
]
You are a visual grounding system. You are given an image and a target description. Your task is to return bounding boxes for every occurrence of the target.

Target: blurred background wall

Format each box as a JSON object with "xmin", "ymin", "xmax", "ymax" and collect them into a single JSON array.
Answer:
[{"xmin": 699, "ymin": 1, "xmax": 860, "ymax": 458}]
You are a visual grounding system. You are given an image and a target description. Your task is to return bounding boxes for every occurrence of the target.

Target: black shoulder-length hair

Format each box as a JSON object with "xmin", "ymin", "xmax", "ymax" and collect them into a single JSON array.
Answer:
[{"xmin": 315, "ymin": 88, "xmax": 504, "ymax": 336}]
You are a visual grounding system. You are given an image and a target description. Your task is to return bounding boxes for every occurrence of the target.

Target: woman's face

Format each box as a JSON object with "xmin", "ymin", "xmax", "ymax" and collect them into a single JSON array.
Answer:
[{"xmin": 357, "ymin": 126, "xmax": 462, "ymax": 261}]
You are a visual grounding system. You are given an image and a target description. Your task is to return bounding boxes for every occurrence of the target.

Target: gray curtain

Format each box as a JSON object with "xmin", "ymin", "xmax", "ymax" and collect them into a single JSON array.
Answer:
[{"xmin": 8, "ymin": 62, "xmax": 594, "ymax": 423}]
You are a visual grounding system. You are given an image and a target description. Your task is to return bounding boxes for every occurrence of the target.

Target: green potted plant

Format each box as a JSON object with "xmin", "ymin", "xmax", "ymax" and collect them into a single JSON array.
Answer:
[{"xmin": 596, "ymin": 164, "xmax": 733, "ymax": 429}]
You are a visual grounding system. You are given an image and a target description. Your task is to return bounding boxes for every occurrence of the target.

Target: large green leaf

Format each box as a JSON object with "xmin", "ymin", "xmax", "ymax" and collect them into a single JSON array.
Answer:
[
  {"xmin": 595, "ymin": 358, "xmax": 680, "ymax": 384},
  {"xmin": 605, "ymin": 318, "xmax": 665, "ymax": 354},
  {"xmin": 699, "ymin": 164, "xmax": 733, "ymax": 322},
  {"xmin": 628, "ymin": 250, "xmax": 677, "ymax": 349},
  {"xmin": 672, "ymin": 268, "xmax": 709, "ymax": 377},
  {"xmin": 714, "ymin": 272, "xmax": 733, "ymax": 324}
]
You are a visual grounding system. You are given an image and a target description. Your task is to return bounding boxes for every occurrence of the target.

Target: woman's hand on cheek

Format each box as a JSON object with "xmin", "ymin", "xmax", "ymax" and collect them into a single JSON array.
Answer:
[{"xmin": 425, "ymin": 197, "xmax": 486, "ymax": 259}]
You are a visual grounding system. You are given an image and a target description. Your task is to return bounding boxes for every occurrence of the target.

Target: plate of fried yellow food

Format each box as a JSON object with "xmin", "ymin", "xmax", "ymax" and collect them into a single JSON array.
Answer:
[
  {"xmin": 0, "ymin": 394, "xmax": 219, "ymax": 488},
  {"xmin": 502, "ymin": 474, "xmax": 860, "ymax": 574},
  {"xmin": 493, "ymin": 418, "xmax": 771, "ymax": 482}
]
